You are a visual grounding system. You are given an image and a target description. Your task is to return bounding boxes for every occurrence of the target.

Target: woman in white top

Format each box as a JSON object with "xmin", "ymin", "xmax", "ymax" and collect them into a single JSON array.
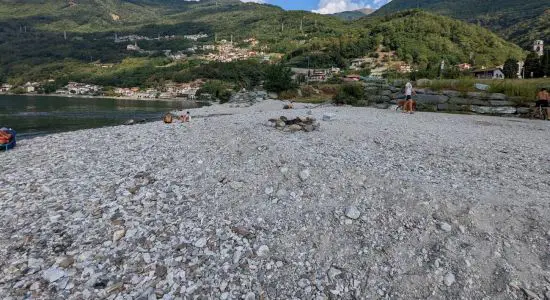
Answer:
[{"xmin": 404, "ymin": 82, "xmax": 416, "ymax": 113}]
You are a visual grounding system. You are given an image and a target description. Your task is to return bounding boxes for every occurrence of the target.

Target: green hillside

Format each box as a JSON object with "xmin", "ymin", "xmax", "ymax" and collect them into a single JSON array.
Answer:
[
  {"xmin": 331, "ymin": 8, "xmax": 374, "ymax": 21},
  {"xmin": 374, "ymin": 0, "xmax": 550, "ymax": 48},
  {"xmin": 0, "ymin": 2, "xmax": 525, "ymax": 86},
  {"xmin": 0, "ymin": 0, "xmax": 243, "ymax": 32}
]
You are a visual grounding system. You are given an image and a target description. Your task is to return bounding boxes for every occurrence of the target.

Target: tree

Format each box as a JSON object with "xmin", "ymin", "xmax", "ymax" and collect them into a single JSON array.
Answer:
[
  {"xmin": 333, "ymin": 83, "xmax": 365, "ymax": 106},
  {"xmin": 263, "ymin": 64, "xmax": 296, "ymax": 93},
  {"xmin": 524, "ymin": 52, "xmax": 543, "ymax": 78},
  {"xmin": 359, "ymin": 68, "xmax": 371, "ymax": 77},
  {"xmin": 502, "ymin": 58, "xmax": 519, "ymax": 79},
  {"xmin": 542, "ymin": 51, "xmax": 550, "ymax": 77}
]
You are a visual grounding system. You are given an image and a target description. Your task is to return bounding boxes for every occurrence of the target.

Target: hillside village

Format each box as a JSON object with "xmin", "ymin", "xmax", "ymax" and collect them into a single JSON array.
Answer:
[{"xmin": 0, "ymin": 29, "xmax": 546, "ymax": 99}]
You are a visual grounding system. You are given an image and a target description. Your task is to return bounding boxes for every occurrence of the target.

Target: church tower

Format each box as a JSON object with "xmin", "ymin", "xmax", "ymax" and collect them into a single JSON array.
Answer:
[{"xmin": 534, "ymin": 40, "xmax": 544, "ymax": 56}]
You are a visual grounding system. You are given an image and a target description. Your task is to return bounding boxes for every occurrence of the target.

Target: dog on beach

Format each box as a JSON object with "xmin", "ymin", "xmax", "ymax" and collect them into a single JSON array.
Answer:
[{"xmin": 396, "ymin": 99, "xmax": 416, "ymax": 112}]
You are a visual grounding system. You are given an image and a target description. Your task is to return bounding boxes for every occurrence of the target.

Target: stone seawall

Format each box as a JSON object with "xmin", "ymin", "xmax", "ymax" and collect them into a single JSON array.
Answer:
[{"xmin": 363, "ymin": 79, "xmax": 531, "ymax": 115}]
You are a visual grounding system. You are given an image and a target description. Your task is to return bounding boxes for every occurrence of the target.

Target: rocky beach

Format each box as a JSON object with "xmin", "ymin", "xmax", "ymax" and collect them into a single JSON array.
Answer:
[{"xmin": 1, "ymin": 100, "xmax": 550, "ymax": 299}]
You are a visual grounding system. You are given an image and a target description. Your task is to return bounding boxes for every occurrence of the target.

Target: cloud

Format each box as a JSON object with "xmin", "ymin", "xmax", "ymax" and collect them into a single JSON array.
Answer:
[
  {"xmin": 313, "ymin": 0, "xmax": 372, "ymax": 14},
  {"xmin": 240, "ymin": 0, "xmax": 265, "ymax": 3}
]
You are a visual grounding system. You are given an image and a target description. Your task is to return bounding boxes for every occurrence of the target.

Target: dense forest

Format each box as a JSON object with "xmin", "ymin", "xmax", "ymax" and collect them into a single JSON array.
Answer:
[{"xmin": 374, "ymin": 0, "xmax": 549, "ymax": 48}]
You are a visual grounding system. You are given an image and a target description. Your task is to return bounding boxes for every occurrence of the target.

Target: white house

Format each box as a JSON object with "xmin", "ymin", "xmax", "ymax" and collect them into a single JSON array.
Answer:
[
  {"xmin": 127, "ymin": 42, "xmax": 141, "ymax": 51},
  {"xmin": 472, "ymin": 68, "xmax": 505, "ymax": 79},
  {"xmin": 66, "ymin": 82, "xmax": 101, "ymax": 95},
  {"xmin": 23, "ymin": 82, "xmax": 38, "ymax": 93},
  {"xmin": 0, "ymin": 84, "xmax": 12, "ymax": 92}
]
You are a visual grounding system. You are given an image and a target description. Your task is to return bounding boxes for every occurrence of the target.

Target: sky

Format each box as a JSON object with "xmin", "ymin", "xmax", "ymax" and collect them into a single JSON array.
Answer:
[{"xmin": 239, "ymin": 0, "xmax": 392, "ymax": 14}]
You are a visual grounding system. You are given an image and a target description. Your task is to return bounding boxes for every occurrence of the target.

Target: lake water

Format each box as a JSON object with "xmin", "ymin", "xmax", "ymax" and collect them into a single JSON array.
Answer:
[{"xmin": 0, "ymin": 95, "xmax": 202, "ymax": 138}]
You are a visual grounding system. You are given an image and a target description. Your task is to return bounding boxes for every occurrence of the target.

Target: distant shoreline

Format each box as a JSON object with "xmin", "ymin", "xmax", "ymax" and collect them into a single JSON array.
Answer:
[{"xmin": 0, "ymin": 92, "xmax": 199, "ymax": 103}]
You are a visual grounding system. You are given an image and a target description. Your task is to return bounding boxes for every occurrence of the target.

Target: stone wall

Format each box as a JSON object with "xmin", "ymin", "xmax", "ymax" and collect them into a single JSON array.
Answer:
[{"xmin": 362, "ymin": 79, "xmax": 531, "ymax": 115}]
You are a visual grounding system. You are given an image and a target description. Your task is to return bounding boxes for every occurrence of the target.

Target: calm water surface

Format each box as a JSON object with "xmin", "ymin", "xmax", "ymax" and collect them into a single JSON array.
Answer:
[{"xmin": 0, "ymin": 95, "xmax": 202, "ymax": 138}]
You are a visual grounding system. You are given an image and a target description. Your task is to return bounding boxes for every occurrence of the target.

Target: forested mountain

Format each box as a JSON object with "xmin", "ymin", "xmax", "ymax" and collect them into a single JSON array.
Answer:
[
  {"xmin": 331, "ymin": 8, "xmax": 375, "ymax": 21},
  {"xmin": 0, "ymin": 1, "xmax": 525, "ymax": 86},
  {"xmin": 0, "ymin": 0, "xmax": 245, "ymax": 32},
  {"xmin": 374, "ymin": 0, "xmax": 549, "ymax": 48}
]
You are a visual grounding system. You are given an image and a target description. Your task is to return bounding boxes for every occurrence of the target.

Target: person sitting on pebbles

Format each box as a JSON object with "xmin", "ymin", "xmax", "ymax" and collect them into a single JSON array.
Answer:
[
  {"xmin": 163, "ymin": 113, "xmax": 173, "ymax": 124},
  {"xmin": 180, "ymin": 111, "xmax": 191, "ymax": 123}
]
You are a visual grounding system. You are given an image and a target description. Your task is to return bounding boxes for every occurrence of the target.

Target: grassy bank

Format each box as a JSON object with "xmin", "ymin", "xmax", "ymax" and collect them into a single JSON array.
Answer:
[{"xmin": 415, "ymin": 78, "xmax": 550, "ymax": 102}]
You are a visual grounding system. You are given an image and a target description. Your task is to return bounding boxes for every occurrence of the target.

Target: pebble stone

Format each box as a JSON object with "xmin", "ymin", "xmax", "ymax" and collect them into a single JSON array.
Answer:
[
  {"xmin": 444, "ymin": 272, "xmax": 456, "ymax": 287},
  {"xmin": 345, "ymin": 206, "xmax": 361, "ymax": 220},
  {"xmin": 1, "ymin": 100, "xmax": 548, "ymax": 299},
  {"xmin": 440, "ymin": 222, "xmax": 452, "ymax": 232}
]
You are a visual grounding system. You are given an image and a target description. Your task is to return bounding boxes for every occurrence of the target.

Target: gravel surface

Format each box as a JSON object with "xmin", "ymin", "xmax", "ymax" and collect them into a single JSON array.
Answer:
[{"xmin": 1, "ymin": 100, "xmax": 550, "ymax": 299}]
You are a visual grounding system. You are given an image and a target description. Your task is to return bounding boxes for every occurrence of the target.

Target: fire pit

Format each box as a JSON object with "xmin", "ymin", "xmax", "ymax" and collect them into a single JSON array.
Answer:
[{"xmin": 267, "ymin": 116, "xmax": 320, "ymax": 132}]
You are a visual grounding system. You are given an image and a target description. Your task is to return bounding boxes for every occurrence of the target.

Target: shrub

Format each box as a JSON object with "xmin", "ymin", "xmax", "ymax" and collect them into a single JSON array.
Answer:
[
  {"xmin": 264, "ymin": 64, "xmax": 296, "ymax": 93},
  {"xmin": 218, "ymin": 90, "xmax": 232, "ymax": 104},
  {"xmin": 326, "ymin": 76, "xmax": 344, "ymax": 84},
  {"xmin": 333, "ymin": 83, "xmax": 365, "ymax": 106},
  {"xmin": 319, "ymin": 85, "xmax": 338, "ymax": 94},
  {"xmin": 197, "ymin": 80, "xmax": 232, "ymax": 103},
  {"xmin": 11, "ymin": 87, "xmax": 25, "ymax": 94},
  {"xmin": 301, "ymin": 85, "xmax": 316, "ymax": 97},
  {"xmin": 279, "ymin": 89, "xmax": 299, "ymax": 99},
  {"xmin": 359, "ymin": 68, "xmax": 371, "ymax": 77}
]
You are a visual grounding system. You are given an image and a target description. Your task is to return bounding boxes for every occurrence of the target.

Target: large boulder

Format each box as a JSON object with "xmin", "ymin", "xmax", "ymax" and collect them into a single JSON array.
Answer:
[
  {"xmin": 230, "ymin": 90, "xmax": 268, "ymax": 103},
  {"xmin": 415, "ymin": 94, "xmax": 449, "ymax": 104},
  {"xmin": 466, "ymin": 92, "xmax": 488, "ymax": 99},
  {"xmin": 366, "ymin": 95, "xmax": 391, "ymax": 104},
  {"xmin": 364, "ymin": 87, "xmax": 381, "ymax": 93},
  {"xmin": 488, "ymin": 93, "xmax": 507, "ymax": 100},
  {"xmin": 381, "ymin": 90, "xmax": 393, "ymax": 97},
  {"xmin": 437, "ymin": 103, "xmax": 469, "ymax": 112},
  {"xmin": 416, "ymin": 103, "xmax": 437, "ymax": 112},
  {"xmin": 448, "ymin": 97, "xmax": 489, "ymax": 106},
  {"xmin": 471, "ymin": 106, "xmax": 516, "ymax": 114},
  {"xmin": 489, "ymin": 100, "xmax": 516, "ymax": 107},
  {"xmin": 517, "ymin": 107, "xmax": 531, "ymax": 114},
  {"xmin": 441, "ymin": 90, "xmax": 462, "ymax": 97}
]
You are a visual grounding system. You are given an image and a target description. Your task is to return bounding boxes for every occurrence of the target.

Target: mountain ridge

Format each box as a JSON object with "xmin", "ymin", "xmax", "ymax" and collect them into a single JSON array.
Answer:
[
  {"xmin": 374, "ymin": 0, "xmax": 549, "ymax": 48},
  {"xmin": 331, "ymin": 8, "xmax": 375, "ymax": 21}
]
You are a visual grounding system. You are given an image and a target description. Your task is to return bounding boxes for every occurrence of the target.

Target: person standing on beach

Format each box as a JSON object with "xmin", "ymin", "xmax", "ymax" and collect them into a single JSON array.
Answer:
[
  {"xmin": 403, "ymin": 82, "xmax": 416, "ymax": 113},
  {"xmin": 536, "ymin": 88, "xmax": 549, "ymax": 118}
]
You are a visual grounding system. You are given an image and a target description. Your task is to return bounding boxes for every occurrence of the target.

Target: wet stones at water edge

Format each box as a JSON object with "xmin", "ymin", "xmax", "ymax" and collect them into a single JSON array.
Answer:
[{"xmin": 266, "ymin": 116, "xmax": 320, "ymax": 132}]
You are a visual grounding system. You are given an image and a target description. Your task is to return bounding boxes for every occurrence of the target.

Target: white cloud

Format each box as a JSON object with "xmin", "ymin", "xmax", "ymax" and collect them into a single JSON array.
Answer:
[
  {"xmin": 313, "ymin": 0, "xmax": 372, "ymax": 14},
  {"xmin": 240, "ymin": 0, "xmax": 265, "ymax": 3}
]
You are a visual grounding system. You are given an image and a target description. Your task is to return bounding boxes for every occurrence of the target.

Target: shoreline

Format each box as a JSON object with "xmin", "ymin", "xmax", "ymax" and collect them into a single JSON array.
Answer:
[{"xmin": 0, "ymin": 92, "xmax": 201, "ymax": 103}]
